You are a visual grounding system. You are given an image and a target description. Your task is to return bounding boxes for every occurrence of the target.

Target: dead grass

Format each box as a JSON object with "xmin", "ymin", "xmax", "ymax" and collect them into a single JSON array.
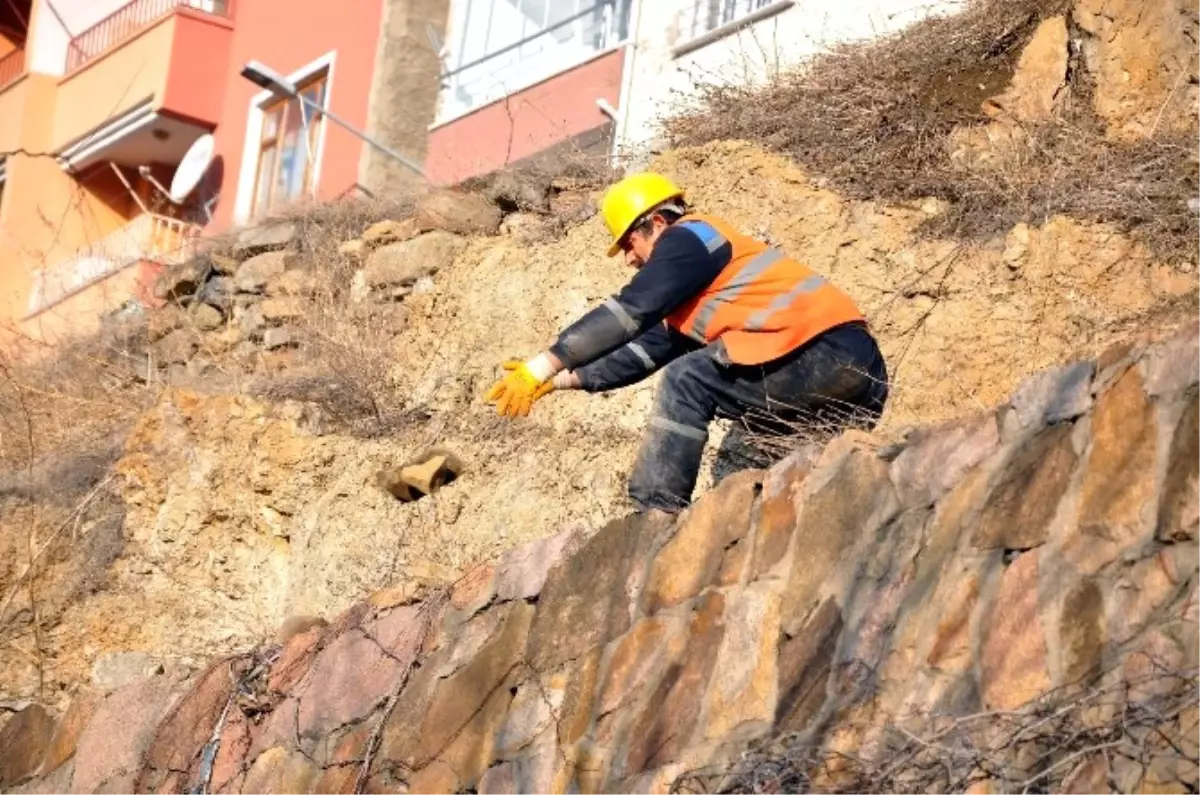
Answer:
[{"xmin": 663, "ymin": 0, "xmax": 1198, "ymax": 264}]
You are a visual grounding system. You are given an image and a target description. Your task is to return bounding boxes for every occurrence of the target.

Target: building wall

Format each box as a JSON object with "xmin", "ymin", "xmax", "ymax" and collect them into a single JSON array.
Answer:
[
  {"xmin": 425, "ymin": 48, "xmax": 624, "ymax": 185},
  {"xmin": 208, "ymin": 0, "xmax": 384, "ymax": 228},
  {"xmin": 357, "ymin": 0, "xmax": 449, "ymax": 196},
  {"xmin": 615, "ymin": 0, "xmax": 966, "ymax": 158}
]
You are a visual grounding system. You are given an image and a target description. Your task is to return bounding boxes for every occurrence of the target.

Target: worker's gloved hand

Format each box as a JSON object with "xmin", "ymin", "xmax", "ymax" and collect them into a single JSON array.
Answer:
[{"xmin": 484, "ymin": 360, "xmax": 556, "ymax": 417}]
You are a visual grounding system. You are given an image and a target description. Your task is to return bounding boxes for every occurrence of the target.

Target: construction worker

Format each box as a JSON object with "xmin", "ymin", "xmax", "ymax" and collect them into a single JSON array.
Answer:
[{"xmin": 485, "ymin": 172, "xmax": 889, "ymax": 513}]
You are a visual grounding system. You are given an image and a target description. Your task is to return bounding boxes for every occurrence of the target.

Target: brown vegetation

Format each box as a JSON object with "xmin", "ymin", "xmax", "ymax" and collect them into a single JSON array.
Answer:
[{"xmin": 664, "ymin": 0, "xmax": 1198, "ymax": 263}]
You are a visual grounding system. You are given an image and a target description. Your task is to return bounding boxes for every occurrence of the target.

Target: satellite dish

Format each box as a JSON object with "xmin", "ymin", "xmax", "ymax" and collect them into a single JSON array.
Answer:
[{"xmin": 169, "ymin": 133, "xmax": 215, "ymax": 204}]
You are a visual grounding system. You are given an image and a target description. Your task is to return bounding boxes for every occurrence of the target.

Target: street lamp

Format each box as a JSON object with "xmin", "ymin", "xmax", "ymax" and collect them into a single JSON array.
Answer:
[{"xmin": 239, "ymin": 60, "xmax": 427, "ymax": 178}]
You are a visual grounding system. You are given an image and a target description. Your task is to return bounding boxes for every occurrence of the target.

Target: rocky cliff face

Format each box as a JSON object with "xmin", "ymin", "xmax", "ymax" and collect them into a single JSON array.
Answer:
[{"xmin": 4, "ymin": 322, "xmax": 1195, "ymax": 794}]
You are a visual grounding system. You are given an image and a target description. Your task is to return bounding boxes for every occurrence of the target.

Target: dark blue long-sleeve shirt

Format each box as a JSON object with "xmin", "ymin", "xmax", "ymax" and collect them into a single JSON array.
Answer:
[{"xmin": 549, "ymin": 220, "xmax": 732, "ymax": 391}]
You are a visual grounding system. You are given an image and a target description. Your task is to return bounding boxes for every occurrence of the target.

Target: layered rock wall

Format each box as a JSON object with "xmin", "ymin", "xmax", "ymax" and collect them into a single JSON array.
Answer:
[{"xmin": 5, "ymin": 323, "xmax": 1196, "ymax": 794}]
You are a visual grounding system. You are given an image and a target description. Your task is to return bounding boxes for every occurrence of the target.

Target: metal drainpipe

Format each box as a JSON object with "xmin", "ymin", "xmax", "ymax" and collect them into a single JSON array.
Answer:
[{"xmin": 608, "ymin": 0, "xmax": 643, "ymax": 170}]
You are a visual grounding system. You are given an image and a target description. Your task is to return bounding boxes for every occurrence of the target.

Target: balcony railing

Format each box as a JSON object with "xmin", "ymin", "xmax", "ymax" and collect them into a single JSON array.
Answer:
[
  {"xmin": 0, "ymin": 48, "xmax": 24, "ymax": 91},
  {"xmin": 27, "ymin": 214, "xmax": 200, "ymax": 315},
  {"xmin": 66, "ymin": 0, "xmax": 231, "ymax": 72}
]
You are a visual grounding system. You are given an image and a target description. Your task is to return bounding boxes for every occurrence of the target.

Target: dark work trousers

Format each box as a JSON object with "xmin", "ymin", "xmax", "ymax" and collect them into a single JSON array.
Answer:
[{"xmin": 628, "ymin": 322, "xmax": 889, "ymax": 513}]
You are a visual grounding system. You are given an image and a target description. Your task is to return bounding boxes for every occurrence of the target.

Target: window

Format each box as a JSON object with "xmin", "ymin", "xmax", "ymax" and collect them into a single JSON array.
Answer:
[
  {"xmin": 439, "ymin": 0, "xmax": 630, "ymax": 121},
  {"xmin": 678, "ymin": 0, "xmax": 784, "ymax": 42},
  {"xmin": 250, "ymin": 73, "xmax": 327, "ymax": 219}
]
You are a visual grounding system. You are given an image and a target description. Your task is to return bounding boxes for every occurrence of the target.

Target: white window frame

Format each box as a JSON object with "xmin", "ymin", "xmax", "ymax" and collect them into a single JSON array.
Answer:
[
  {"xmin": 233, "ymin": 51, "xmax": 336, "ymax": 226},
  {"xmin": 435, "ymin": 0, "xmax": 628, "ymax": 125}
]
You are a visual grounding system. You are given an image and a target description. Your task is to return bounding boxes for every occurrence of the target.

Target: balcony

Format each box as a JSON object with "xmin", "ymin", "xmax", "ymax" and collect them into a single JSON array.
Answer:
[
  {"xmin": 52, "ymin": 0, "xmax": 234, "ymax": 171},
  {"xmin": 26, "ymin": 213, "xmax": 200, "ymax": 317},
  {"xmin": 66, "ymin": 0, "xmax": 231, "ymax": 72}
]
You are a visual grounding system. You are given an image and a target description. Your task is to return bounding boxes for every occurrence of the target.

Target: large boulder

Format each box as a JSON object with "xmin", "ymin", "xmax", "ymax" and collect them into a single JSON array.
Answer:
[
  {"xmin": 363, "ymin": 231, "xmax": 467, "ymax": 289},
  {"xmin": 415, "ymin": 189, "xmax": 502, "ymax": 236}
]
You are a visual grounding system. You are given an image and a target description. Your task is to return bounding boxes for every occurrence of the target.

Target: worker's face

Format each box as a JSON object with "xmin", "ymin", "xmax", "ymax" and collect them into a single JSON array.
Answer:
[{"xmin": 620, "ymin": 215, "xmax": 668, "ymax": 269}]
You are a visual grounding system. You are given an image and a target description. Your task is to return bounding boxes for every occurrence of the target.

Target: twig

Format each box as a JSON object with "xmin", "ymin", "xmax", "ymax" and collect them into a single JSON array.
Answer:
[{"xmin": 0, "ymin": 474, "xmax": 115, "ymax": 624}]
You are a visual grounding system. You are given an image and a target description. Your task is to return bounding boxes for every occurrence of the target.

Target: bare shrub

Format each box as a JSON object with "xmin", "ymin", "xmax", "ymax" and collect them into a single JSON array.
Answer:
[{"xmin": 663, "ymin": 0, "xmax": 1198, "ymax": 264}]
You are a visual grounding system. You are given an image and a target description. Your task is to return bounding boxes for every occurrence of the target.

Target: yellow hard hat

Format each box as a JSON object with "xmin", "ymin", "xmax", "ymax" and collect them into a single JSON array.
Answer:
[{"xmin": 600, "ymin": 172, "xmax": 685, "ymax": 257}]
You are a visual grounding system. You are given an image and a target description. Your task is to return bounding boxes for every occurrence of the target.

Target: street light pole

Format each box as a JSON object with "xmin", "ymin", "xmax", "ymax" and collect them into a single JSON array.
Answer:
[{"xmin": 239, "ymin": 60, "xmax": 427, "ymax": 179}]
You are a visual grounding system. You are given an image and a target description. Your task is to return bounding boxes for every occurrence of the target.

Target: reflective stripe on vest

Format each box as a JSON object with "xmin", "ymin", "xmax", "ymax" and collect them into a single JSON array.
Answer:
[
  {"xmin": 686, "ymin": 247, "xmax": 786, "ymax": 342},
  {"xmin": 665, "ymin": 212, "xmax": 866, "ymax": 366}
]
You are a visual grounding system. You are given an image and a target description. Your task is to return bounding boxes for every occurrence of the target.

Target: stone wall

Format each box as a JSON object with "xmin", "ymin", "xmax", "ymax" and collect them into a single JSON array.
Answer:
[{"xmin": 4, "ymin": 321, "xmax": 1195, "ymax": 794}]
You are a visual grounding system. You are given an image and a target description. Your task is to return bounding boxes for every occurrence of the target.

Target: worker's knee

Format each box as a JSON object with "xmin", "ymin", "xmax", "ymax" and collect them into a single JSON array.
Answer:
[{"xmin": 657, "ymin": 356, "xmax": 719, "ymax": 422}]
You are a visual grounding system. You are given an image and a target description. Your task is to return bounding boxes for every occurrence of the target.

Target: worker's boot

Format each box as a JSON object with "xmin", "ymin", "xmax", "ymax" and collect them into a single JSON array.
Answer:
[{"xmin": 628, "ymin": 417, "xmax": 708, "ymax": 513}]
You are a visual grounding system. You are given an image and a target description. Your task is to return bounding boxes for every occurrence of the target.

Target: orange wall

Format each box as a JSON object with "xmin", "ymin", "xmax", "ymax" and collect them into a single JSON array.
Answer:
[
  {"xmin": 50, "ymin": 17, "xmax": 173, "ymax": 152},
  {"xmin": 208, "ymin": 0, "xmax": 384, "ymax": 229},
  {"xmin": 425, "ymin": 49, "xmax": 624, "ymax": 185},
  {"xmin": 160, "ymin": 10, "xmax": 234, "ymax": 126}
]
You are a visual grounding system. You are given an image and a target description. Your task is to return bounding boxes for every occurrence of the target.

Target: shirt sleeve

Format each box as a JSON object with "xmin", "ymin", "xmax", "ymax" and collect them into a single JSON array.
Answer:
[
  {"xmin": 575, "ymin": 323, "xmax": 699, "ymax": 392},
  {"xmin": 549, "ymin": 223, "xmax": 731, "ymax": 369}
]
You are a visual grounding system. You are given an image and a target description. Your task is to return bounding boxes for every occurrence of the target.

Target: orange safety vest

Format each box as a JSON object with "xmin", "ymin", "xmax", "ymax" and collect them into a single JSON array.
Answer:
[{"xmin": 665, "ymin": 213, "xmax": 866, "ymax": 366}]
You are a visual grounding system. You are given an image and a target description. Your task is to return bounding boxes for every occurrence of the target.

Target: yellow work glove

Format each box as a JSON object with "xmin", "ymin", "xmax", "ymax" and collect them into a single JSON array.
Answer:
[{"xmin": 484, "ymin": 360, "xmax": 555, "ymax": 417}]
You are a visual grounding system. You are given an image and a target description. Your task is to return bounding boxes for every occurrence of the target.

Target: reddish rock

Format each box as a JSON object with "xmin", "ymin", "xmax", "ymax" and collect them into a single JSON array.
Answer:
[
  {"xmin": 526, "ymin": 512, "xmax": 674, "ymax": 672},
  {"xmin": 296, "ymin": 603, "xmax": 425, "ymax": 738},
  {"xmin": 926, "ymin": 573, "xmax": 980, "ymax": 673},
  {"xmin": 1110, "ymin": 550, "xmax": 1184, "ymax": 644},
  {"xmin": 644, "ymin": 470, "xmax": 761, "ymax": 612},
  {"xmin": 1158, "ymin": 392, "xmax": 1199, "ymax": 542},
  {"xmin": 312, "ymin": 722, "xmax": 373, "ymax": 793},
  {"xmin": 891, "ymin": 414, "xmax": 1000, "ymax": 507},
  {"xmin": 209, "ymin": 709, "xmax": 253, "ymax": 793},
  {"xmin": 39, "ymin": 689, "xmax": 101, "ymax": 774},
  {"xmin": 494, "ymin": 680, "xmax": 557, "ymax": 760},
  {"xmin": 750, "ymin": 450, "xmax": 819, "ymax": 580},
  {"xmin": 0, "ymin": 704, "xmax": 55, "ymax": 787},
  {"xmin": 776, "ymin": 596, "xmax": 842, "ymax": 733},
  {"xmin": 1059, "ymin": 580, "xmax": 1106, "ymax": 683},
  {"xmin": 268, "ymin": 625, "xmax": 324, "ymax": 693},
  {"xmin": 704, "ymin": 584, "xmax": 781, "ymax": 739},
  {"xmin": 1007, "ymin": 360, "xmax": 1094, "ymax": 431},
  {"xmin": 782, "ymin": 447, "xmax": 898, "ymax": 634},
  {"xmin": 240, "ymin": 747, "xmax": 319, "ymax": 793},
  {"xmin": 1123, "ymin": 629, "xmax": 1188, "ymax": 702},
  {"xmin": 450, "ymin": 562, "xmax": 496, "ymax": 614},
  {"xmin": 494, "ymin": 528, "xmax": 583, "ymax": 602},
  {"xmin": 717, "ymin": 537, "xmax": 749, "ymax": 585},
  {"xmin": 139, "ymin": 659, "xmax": 238, "ymax": 788},
  {"xmin": 429, "ymin": 603, "xmax": 511, "ymax": 679},
  {"xmin": 981, "ymin": 552, "xmax": 1052, "ymax": 710},
  {"xmin": 1072, "ymin": 367, "xmax": 1157, "ymax": 568},
  {"xmin": 1060, "ymin": 754, "xmax": 1112, "ymax": 793},
  {"xmin": 407, "ymin": 680, "xmax": 516, "ymax": 793},
  {"xmin": 973, "ymin": 424, "xmax": 1078, "ymax": 550},
  {"xmin": 554, "ymin": 648, "xmax": 603, "ymax": 749},
  {"xmin": 71, "ymin": 675, "xmax": 182, "ymax": 794},
  {"xmin": 596, "ymin": 615, "xmax": 688, "ymax": 719},
  {"xmin": 626, "ymin": 592, "xmax": 727, "ymax": 773},
  {"xmin": 1141, "ymin": 327, "xmax": 1200, "ymax": 397},
  {"xmin": 381, "ymin": 602, "xmax": 533, "ymax": 767}
]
